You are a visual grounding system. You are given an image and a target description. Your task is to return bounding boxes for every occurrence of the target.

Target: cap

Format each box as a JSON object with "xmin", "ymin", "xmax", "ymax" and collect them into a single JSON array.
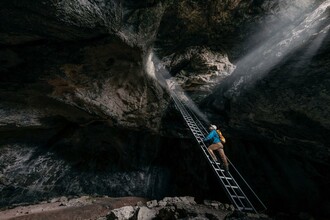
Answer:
[{"xmin": 210, "ymin": 124, "xmax": 217, "ymax": 130}]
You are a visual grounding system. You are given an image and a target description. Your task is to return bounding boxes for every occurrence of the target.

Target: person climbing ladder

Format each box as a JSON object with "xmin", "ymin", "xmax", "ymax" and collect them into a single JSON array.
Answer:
[{"xmin": 204, "ymin": 125, "xmax": 229, "ymax": 172}]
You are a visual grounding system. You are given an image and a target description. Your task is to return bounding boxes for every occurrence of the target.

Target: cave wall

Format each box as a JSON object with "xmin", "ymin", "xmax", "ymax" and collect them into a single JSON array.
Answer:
[
  {"xmin": 0, "ymin": 119, "xmax": 225, "ymax": 208},
  {"xmin": 0, "ymin": 124, "xmax": 171, "ymax": 206},
  {"xmin": 156, "ymin": 0, "xmax": 330, "ymax": 217},
  {"xmin": 197, "ymin": 1, "xmax": 330, "ymax": 217},
  {"xmin": 156, "ymin": 0, "xmax": 322, "ymax": 58},
  {"xmin": 0, "ymin": 0, "xmax": 169, "ymax": 130},
  {"xmin": 0, "ymin": 0, "xmax": 329, "ymax": 218},
  {"xmin": 0, "ymin": 0, "xmax": 171, "ymax": 208},
  {"xmin": 0, "ymin": 0, "xmax": 221, "ymax": 210}
]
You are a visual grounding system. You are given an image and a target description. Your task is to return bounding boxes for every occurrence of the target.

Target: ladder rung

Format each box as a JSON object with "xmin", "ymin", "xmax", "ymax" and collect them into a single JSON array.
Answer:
[
  {"xmin": 232, "ymin": 195, "xmax": 245, "ymax": 199},
  {"xmin": 245, "ymin": 208, "xmax": 253, "ymax": 211},
  {"xmin": 224, "ymin": 185, "xmax": 238, "ymax": 189},
  {"xmin": 220, "ymin": 176, "xmax": 232, "ymax": 180},
  {"xmin": 171, "ymin": 93, "xmax": 261, "ymax": 214},
  {"xmin": 241, "ymin": 207, "xmax": 254, "ymax": 211},
  {"xmin": 214, "ymin": 168, "xmax": 226, "ymax": 172}
]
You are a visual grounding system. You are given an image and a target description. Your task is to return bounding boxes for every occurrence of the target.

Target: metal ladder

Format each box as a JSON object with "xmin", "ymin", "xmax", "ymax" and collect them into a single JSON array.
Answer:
[{"xmin": 171, "ymin": 91, "xmax": 261, "ymax": 213}]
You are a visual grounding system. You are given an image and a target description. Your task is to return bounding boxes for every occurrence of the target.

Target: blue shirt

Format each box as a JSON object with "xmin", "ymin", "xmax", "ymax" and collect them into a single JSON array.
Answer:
[{"xmin": 204, "ymin": 130, "xmax": 221, "ymax": 144}]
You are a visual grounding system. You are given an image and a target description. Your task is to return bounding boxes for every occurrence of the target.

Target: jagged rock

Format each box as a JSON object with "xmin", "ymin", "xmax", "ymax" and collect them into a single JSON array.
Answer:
[
  {"xmin": 160, "ymin": 46, "xmax": 235, "ymax": 101},
  {"xmin": 0, "ymin": 0, "xmax": 169, "ymax": 131},
  {"xmin": 146, "ymin": 200, "xmax": 158, "ymax": 208},
  {"xmin": 137, "ymin": 206, "xmax": 158, "ymax": 220},
  {"xmin": 156, "ymin": 0, "xmax": 318, "ymax": 58},
  {"xmin": 200, "ymin": 1, "xmax": 330, "ymax": 217},
  {"xmin": 101, "ymin": 196, "xmax": 237, "ymax": 220},
  {"xmin": 0, "ymin": 0, "xmax": 329, "ymax": 219},
  {"xmin": 225, "ymin": 210, "xmax": 249, "ymax": 220},
  {"xmin": 0, "ymin": 143, "xmax": 171, "ymax": 207},
  {"xmin": 203, "ymin": 200, "xmax": 224, "ymax": 210},
  {"xmin": 179, "ymin": 196, "xmax": 197, "ymax": 205},
  {"xmin": 107, "ymin": 206, "xmax": 136, "ymax": 220},
  {"xmin": 155, "ymin": 206, "xmax": 178, "ymax": 220},
  {"xmin": 156, "ymin": 196, "xmax": 197, "ymax": 208}
]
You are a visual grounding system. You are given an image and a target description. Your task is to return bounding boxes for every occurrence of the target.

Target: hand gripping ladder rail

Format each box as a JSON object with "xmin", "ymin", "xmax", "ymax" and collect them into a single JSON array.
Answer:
[{"xmin": 170, "ymin": 91, "xmax": 267, "ymax": 213}]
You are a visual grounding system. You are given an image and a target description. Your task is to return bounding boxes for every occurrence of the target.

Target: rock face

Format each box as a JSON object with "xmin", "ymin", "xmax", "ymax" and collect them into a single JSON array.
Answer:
[
  {"xmin": 0, "ymin": 0, "xmax": 168, "ymax": 130},
  {"xmin": 0, "ymin": 132, "xmax": 172, "ymax": 206},
  {"xmin": 199, "ymin": 0, "xmax": 330, "ymax": 217},
  {"xmin": 157, "ymin": 0, "xmax": 330, "ymax": 218},
  {"xmin": 0, "ymin": 0, "xmax": 171, "ymax": 207},
  {"xmin": 202, "ymin": 0, "xmax": 330, "ymax": 161},
  {"xmin": 159, "ymin": 46, "xmax": 236, "ymax": 102},
  {"xmin": 156, "ymin": 0, "xmax": 320, "ymax": 58},
  {"xmin": 0, "ymin": 0, "xmax": 329, "ymax": 219}
]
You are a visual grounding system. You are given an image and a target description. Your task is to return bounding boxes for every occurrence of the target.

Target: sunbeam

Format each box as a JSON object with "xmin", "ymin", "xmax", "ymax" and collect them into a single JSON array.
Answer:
[
  {"xmin": 229, "ymin": 0, "xmax": 330, "ymax": 94},
  {"xmin": 147, "ymin": 53, "xmax": 211, "ymax": 125}
]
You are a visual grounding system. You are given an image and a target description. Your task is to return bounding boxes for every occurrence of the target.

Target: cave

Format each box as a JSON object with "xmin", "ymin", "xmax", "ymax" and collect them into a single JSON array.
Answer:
[{"xmin": 0, "ymin": 0, "xmax": 329, "ymax": 219}]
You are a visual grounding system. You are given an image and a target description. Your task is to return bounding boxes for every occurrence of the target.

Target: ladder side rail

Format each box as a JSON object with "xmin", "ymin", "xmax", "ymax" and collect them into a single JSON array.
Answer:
[
  {"xmin": 213, "ymin": 172, "xmax": 243, "ymax": 210},
  {"xmin": 182, "ymin": 101, "xmax": 248, "ymax": 206},
  {"xmin": 224, "ymin": 166, "xmax": 257, "ymax": 213},
  {"xmin": 215, "ymin": 168, "xmax": 249, "ymax": 210},
  {"xmin": 183, "ymin": 100, "xmax": 209, "ymax": 134},
  {"xmin": 173, "ymin": 95, "xmax": 242, "ymax": 184},
  {"xmin": 172, "ymin": 95, "xmax": 211, "ymax": 159},
  {"xmin": 175, "ymin": 100, "xmax": 219, "ymax": 164},
  {"xmin": 200, "ymin": 151, "xmax": 245, "ymax": 210},
  {"xmin": 168, "ymin": 86, "xmax": 266, "ymax": 213},
  {"xmin": 212, "ymin": 169, "xmax": 248, "ymax": 210},
  {"xmin": 172, "ymin": 94, "xmax": 248, "ymax": 210},
  {"xmin": 227, "ymin": 158, "xmax": 267, "ymax": 211},
  {"xmin": 225, "ymin": 173, "xmax": 253, "ymax": 209},
  {"xmin": 188, "ymin": 111, "xmax": 267, "ymax": 212},
  {"xmin": 172, "ymin": 95, "xmax": 237, "ymax": 182}
]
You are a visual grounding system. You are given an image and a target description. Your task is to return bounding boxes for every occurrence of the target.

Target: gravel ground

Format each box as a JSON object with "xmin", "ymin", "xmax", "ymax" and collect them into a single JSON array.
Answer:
[{"xmin": 0, "ymin": 196, "xmax": 147, "ymax": 220}]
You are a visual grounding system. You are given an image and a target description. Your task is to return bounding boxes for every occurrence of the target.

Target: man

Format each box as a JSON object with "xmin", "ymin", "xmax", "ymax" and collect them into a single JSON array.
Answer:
[{"xmin": 203, "ymin": 125, "xmax": 229, "ymax": 172}]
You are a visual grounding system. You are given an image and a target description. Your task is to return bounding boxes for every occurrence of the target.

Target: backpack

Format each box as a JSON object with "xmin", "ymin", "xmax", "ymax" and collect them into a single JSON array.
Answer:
[{"xmin": 216, "ymin": 130, "xmax": 226, "ymax": 144}]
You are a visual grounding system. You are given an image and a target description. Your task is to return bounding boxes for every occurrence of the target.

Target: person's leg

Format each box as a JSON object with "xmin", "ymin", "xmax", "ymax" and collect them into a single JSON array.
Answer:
[
  {"xmin": 217, "ymin": 148, "xmax": 229, "ymax": 170},
  {"xmin": 208, "ymin": 144, "xmax": 221, "ymax": 161}
]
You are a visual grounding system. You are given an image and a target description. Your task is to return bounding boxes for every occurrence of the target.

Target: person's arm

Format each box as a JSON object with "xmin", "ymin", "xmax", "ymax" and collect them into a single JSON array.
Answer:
[{"xmin": 203, "ymin": 131, "xmax": 214, "ymax": 141}]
